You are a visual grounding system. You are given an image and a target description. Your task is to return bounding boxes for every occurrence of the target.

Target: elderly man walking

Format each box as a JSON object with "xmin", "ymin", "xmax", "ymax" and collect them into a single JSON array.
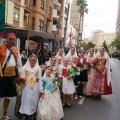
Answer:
[{"xmin": 0, "ymin": 33, "xmax": 22, "ymax": 120}]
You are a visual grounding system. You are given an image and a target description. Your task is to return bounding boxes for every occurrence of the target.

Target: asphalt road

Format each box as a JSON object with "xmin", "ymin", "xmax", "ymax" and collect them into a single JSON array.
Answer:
[{"xmin": 0, "ymin": 58, "xmax": 120, "ymax": 120}]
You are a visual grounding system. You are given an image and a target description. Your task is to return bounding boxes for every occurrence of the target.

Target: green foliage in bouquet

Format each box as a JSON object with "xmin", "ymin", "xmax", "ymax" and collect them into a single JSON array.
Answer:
[
  {"xmin": 54, "ymin": 78, "xmax": 62, "ymax": 87},
  {"xmin": 80, "ymin": 64, "xmax": 89, "ymax": 72}
]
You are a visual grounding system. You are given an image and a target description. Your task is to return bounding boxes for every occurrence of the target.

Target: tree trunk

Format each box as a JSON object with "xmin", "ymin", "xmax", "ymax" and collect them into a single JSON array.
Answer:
[
  {"xmin": 79, "ymin": 12, "xmax": 84, "ymax": 50},
  {"xmin": 63, "ymin": 2, "xmax": 70, "ymax": 48},
  {"xmin": 77, "ymin": 12, "xmax": 82, "ymax": 51}
]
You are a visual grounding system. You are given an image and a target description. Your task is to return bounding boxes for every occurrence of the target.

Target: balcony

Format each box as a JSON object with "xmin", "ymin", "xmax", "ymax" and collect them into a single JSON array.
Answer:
[
  {"xmin": 54, "ymin": 3, "xmax": 61, "ymax": 11},
  {"xmin": 54, "ymin": 0, "xmax": 61, "ymax": 11},
  {"xmin": 24, "ymin": 4, "xmax": 32, "ymax": 13},
  {"xmin": 52, "ymin": 25, "xmax": 59, "ymax": 35},
  {"xmin": 53, "ymin": 9, "xmax": 59, "ymax": 20},
  {"xmin": 52, "ymin": 25, "xmax": 57, "ymax": 31}
]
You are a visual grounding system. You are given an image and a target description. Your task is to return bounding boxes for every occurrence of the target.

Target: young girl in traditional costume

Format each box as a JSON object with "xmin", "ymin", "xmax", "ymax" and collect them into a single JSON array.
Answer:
[
  {"xmin": 55, "ymin": 48, "xmax": 65, "ymax": 60},
  {"xmin": 75, "ymin": 51, "xmax": 88, "ymax": 99},
  {"xmin": 47, "ymin": 57, "xmax": 59, "ymax": 77},
  {"xmin": 15, "ymin": 55, "xmax": 43, "ymax": 120},
  {"xmin": 92, "ymin": 47, "xmax": 112, "ymax": 99},
  {"xmin": 83, "ymin": 48, "xmax": 97, "ymax": 96},
  {"xmin": 66, "ymin": 46, "xmax": 78, "ymax": 62},
  {"xmin": 59, "ymin": 57, "xmax": 75, "ymax": 107},
  {"xmin": 37, "ymin": 66, "xmax": 64, "ymax": 120},
  {"xmin": 57, "ymin": 56, "xmax": 62, "ymax": 67}
]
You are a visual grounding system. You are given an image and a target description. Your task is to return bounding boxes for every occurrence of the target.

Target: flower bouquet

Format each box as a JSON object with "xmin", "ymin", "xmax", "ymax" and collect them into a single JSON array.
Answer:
[
  {"xmin": 15, "ymin": 78, "xmax": 26, "ymax": 93},
  {"xmin": 54, "ymin": 78, "xmax": 62, "ymax": 87},
  {"xmin": 68, "ymin": 65, "xmax": 81, "ymax": 79},
  {"xmin": 87, "ymin": 60, "xmax": 98, "ymax": 68},
  {"xmin": 80, "ymin": 64, "xmax": 89, "ymax": 72}
]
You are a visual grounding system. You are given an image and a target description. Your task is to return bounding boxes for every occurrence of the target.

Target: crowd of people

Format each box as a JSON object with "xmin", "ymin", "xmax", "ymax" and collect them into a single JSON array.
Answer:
[
  {"xmin": 0, "ymin": 33, "xmax": 112, "ymax": 120},
  {"xmin": 20, "ymin": 48, "xmax": 57, "ymax": 66}
]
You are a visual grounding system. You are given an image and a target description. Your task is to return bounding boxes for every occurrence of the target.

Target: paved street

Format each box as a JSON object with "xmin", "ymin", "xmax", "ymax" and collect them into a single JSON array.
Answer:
[{"xmin": 0, "ymin": 58, "xmax": 120, "ymax": 120}]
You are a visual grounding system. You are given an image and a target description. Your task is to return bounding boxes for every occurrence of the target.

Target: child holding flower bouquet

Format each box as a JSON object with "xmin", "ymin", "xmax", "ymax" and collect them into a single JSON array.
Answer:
[
  {"xmin": 15, "ymin": 55, "xmax": 43, "ymax": 120},
  {"xmin": 74, "ymin": 51, "xmax": 88, "ymax": 99},
  {"xmin": 58, "ymin": 57, "xmax": 75, "ymax": 107},
  {"xmin": 37, "ymin": 66, "xmax": 64, "ymax": 120}
]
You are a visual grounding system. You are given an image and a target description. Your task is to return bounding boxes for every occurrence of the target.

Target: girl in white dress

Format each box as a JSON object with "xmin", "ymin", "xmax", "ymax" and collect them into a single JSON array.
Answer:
[
  {"xmin": 37, "ymin": 66, "xmax": 64, "ymax": 120},
  {"xmin": 17, "ymin": 55, "xmax": 43, "ymax": 120},
  {"xmin": 66, "ymin": 46, "xmax": 78, "ymax": 61},
  {"xmin": 59, "ymin": 57, "xmax": 75, "ymax": 107},
  {"xmin": 55, "ymin": 48, "xmax": 65, "ymax": 60}
]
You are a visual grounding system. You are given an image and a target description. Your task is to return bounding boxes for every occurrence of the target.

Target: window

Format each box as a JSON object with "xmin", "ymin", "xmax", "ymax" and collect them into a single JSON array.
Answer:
[
  {"xmin": 32, "ymin": 17, "xmax": 35, "ymax": 30},
  {"xmin": 41, "ymin": 0, "xmax": 44, "ymax": 10},
  {"xmin": 13, "ymin": 8, "xmax": 19, "ymax": 21},
  {"xmin": 39, "ymin": 20, "xmax": 44, "ymax": 32},
  {"xmin": 33, "ymin": 0, "xmax": 36, "ymax": 6},
  {"xmin": 49, "ymin": 7, "xmax": 52, "ymax": 14}
]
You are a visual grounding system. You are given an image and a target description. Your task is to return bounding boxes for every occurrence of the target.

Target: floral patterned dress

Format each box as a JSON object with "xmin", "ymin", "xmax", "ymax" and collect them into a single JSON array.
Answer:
[
  {"xmin": 92, "ymin": 56, "xmax": 112, "ymax": 95},
  {"xmin": 37, "ymin": 75, "xmax": 64, "ymax": 120},
  {"xmin": 83, "ymin": 56, "xmax": 97, "ymax": 96}
]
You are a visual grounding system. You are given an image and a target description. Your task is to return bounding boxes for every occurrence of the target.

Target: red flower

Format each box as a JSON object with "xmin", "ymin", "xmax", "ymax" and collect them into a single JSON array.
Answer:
[
  {"xmin": 16, "ymin": 78, "xmax": 26, "ymax": 83},
  {"xmin": 87, "ymin": 62, "xmax": 93, "ymax": 67}
]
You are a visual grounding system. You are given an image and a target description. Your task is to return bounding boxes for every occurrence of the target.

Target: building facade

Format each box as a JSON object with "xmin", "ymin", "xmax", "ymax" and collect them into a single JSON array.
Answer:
[
  {"xmin": 97, "ymin": 32, "xmax": 116, "ymax": 48},
  {"xmin": 70, "ymin": 0, "xmax": 79, "ymax": 29},
  {"xmin": 83, "ymin": 30, "xmax": 116, "ymax": 49},
  {"xmin": 116, "ymin": 0, "xmax": 120, "ymax": 36},
  {"xmin": 4, "ymin": 0, "xmax": 63, "ymax": 52},
  {"xmin": 5, "ymin": 0, "xmax": 31, "ymax": 28}
]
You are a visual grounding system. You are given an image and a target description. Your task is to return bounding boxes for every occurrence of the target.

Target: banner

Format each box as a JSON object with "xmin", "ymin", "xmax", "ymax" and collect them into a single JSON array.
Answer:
[{"xmin": 0, "ymin": 0, "xmax": 5, "ymax": 33}]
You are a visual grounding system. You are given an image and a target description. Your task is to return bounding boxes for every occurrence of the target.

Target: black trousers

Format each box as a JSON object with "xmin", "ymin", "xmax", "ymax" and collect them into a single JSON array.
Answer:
[
  {"xmin": 0, "ymin": 76, "xmax": 17, "ymax": 98},
  {"xmin": 76, "ymin": 83, "xmax": 85, "ymax": 96}
]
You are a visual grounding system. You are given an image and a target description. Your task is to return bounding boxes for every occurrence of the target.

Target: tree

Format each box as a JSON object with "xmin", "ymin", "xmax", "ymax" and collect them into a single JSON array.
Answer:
[
  {"xmin": 87, "ymin": 42, "xmax": 95, "ymax": 49},
  {"xmin": 81, "ymin": 42, "xmax": 95, "ymax": 51},
  {"xmin": 111, "ymin": 36, "xmax": 120, "ymax": 51},
  {"xmin": 76, "ymin": 0, "xmax": 88, "ymax": 50},
  {"xmin": 103, "ymin": 41, "xmax": 109, "ymax": 52}
]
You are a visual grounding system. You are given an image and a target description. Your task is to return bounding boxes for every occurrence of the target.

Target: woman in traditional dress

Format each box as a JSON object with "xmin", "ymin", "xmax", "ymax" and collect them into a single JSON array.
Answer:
[
  {"xmin": 75, "ymin": 51, "xmax": 88, "ymax": 99},
  {"xmin": 55, "ymin": 48, "xmax": 65, "ymax": 60},
  {"xmin": 66, "ymin": 46, "xmax": 77, "ymax": 62},
  {"xmin": 59, "ymin": 57, "xmax": 75, "ymax": 107},
  {"xmin": 15, "ymin": 54, "xmax": 43, "ymax": 120},
  {"xmin": 37, "ymin": 66, "xmax": 64, "ymax": 120},
  {"xmin": 47, "ymin": 57, "xmax": 60, "ymax": 77},
  {"xmin": 92, "ymin": 47, "xmax": 112, "ymax": 99},
  {"xmin": 83, "ymin": 48, "xmax": 97, "ymax": 96}
]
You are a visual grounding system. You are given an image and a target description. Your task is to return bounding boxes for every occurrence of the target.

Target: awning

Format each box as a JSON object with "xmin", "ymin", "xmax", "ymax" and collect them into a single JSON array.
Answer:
[{"xmin": 5, "ymin": 27, "xmax": 63, "ymax": 42}]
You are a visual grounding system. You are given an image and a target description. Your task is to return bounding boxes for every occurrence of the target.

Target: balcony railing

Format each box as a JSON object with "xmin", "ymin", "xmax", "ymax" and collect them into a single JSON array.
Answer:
[
  {"xmin": 52, "ymin": 25, "xmax": 58, "ymax": 31},
  {"xmin": 24, "ymin": 4, "xmax": 32, "ymax": 12},
  {"xmin": 53, "ymin": 9, "xmax": 59, "ymax": 19}
]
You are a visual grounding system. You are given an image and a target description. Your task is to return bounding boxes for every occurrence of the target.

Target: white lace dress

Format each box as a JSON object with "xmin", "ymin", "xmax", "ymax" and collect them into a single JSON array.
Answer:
[{"xmin": 37, "ymin": 75, "xmax": 64, "ymax": 120}]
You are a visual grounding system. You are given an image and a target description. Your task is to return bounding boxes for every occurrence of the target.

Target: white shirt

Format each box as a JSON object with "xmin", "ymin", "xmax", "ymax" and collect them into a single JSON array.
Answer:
[
  {"xmin": 2, "ymin": 48, "xmax": 22, "ymax": 74},
  {"xmin": 80, "ymin": 58, "xmax": 83, "ymax": 64}
]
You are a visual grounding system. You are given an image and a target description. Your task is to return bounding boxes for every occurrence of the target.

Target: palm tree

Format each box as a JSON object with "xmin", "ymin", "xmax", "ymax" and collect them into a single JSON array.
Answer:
[{"xmin": 76, "ymin": 0, "xmax": 88, "ymax": 51}]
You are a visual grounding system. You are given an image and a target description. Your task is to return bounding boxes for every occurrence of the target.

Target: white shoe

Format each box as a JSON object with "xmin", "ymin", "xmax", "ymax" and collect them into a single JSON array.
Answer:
[
  {"xmin": 75, "ymin": 95, "xmax": 78, "ymax": 100},
  {"xmin": 79, "ymin": 96, "xmax": 82, "ymax": 98}
]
